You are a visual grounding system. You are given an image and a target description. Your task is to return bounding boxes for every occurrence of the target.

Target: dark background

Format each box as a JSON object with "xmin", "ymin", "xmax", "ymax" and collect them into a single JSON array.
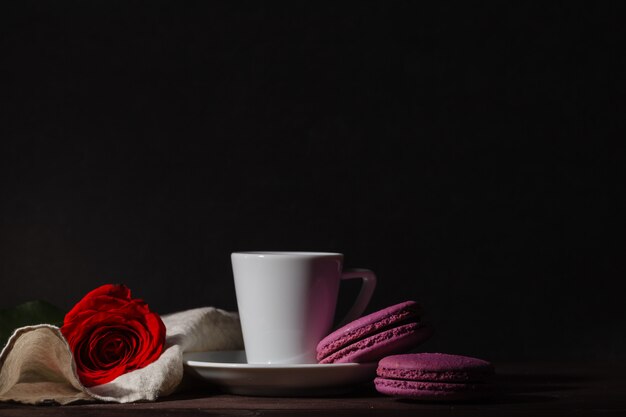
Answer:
[{"xmin": 1, "ymin": 2, "xmax": 624, "ymax": 361}]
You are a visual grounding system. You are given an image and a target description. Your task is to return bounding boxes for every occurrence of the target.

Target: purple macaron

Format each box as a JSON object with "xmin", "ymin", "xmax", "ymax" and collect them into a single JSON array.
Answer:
[
  {"xmin": 375, "ymin": 353, "xmax": 495, "ymax": 401},
  {"xmin": 316, "ymin": 301, "xmax": 433, "ymax": 364}
]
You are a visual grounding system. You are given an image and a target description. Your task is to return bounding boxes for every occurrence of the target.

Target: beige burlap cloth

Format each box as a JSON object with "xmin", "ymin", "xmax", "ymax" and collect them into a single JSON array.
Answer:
[{"xmin": 0, "ymin": 307, "xmax": 243, "ymax": 404}]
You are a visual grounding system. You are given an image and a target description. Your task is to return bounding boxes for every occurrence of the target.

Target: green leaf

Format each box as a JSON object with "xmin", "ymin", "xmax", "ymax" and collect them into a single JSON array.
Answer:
[{"xmin": 0, "ymin": 300, "xmax": 66, "ymax": 349}]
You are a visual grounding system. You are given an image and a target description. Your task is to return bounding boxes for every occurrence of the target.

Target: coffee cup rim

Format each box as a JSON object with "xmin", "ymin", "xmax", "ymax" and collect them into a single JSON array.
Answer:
[{"xmin": 232, "ymin": 251, "xmax": 343, "ymax": 258}]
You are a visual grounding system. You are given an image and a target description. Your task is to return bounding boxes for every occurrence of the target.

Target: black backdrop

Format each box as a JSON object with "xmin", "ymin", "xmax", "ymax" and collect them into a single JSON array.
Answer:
[{"xmin": 1, "ymin": 2, "xmax": 624, "ymax": 361}]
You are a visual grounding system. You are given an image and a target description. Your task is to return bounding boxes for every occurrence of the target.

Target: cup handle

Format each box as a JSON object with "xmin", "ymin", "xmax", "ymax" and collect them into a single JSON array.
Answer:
[{"xmin": 335, "ymin": 268, "xmax": 377, "ymax": 329}]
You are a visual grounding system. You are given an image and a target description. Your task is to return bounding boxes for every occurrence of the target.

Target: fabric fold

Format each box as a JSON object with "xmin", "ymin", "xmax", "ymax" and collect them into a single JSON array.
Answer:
[{"xmin": 0, "ymin": 307, "xmax": 243, "ymax": 404}]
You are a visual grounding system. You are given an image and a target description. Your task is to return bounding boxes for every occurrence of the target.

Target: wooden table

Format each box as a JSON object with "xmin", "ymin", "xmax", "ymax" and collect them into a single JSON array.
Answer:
[{"xmin": 1, "ymin": 361, "xmax": 624, "ymax": 416}]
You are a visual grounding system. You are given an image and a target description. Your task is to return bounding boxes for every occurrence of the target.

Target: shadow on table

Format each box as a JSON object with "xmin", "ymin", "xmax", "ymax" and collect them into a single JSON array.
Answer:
[
  {"xmin": 156, "ymin": 371, "xmax": 594, "ymax": 406},
  {"xmin": 393, "ymin": 371, "xmax": 593, "ymax": 406},
  {"xmin": 487, "ymin": 371, "xmax": 591, "ymax": 404},
  {"xmin": 496, "ymin": 371, "xmax": 592, "ymax": 392}
]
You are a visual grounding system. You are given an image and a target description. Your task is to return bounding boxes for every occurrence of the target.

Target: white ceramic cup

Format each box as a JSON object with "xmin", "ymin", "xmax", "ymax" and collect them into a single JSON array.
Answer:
[{"xmin": 231, "ymin": 251, "xmax": 377, "ymax": 364}]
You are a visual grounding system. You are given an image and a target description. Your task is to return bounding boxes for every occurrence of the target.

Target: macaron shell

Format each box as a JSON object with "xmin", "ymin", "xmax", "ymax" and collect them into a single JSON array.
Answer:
[
  {"xmin": 319, "ymin": 322, "xmax": 434, "ymax": 364},
  {"xmin": 374, "ymin": 377, "xmax": 492, "ymax": 401},
  {"xmin": 316, "ymin": 301, "xmax": 421, "ymax": 361},
  {"xmin": 377, "ymin": 353, "xmax": 494, "ymax": 383}
]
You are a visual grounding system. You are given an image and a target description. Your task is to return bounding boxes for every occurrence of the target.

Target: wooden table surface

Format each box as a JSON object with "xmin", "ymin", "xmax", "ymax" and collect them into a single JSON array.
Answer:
[{"xmin": 1, "ymin": 361, "xmax": 624, "ymax": 416}]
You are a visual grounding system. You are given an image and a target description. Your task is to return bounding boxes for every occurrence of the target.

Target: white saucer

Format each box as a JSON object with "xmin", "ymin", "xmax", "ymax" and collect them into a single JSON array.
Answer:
[{"xmin": 183, "ymin": 350, "xmax": 377, "ymax": 396}]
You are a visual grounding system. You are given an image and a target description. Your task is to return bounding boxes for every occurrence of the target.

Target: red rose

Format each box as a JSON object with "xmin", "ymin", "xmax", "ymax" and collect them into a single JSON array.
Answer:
[{"xmin": 60, "ymin": 284, "xmax": 166, "ymax": 387}]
